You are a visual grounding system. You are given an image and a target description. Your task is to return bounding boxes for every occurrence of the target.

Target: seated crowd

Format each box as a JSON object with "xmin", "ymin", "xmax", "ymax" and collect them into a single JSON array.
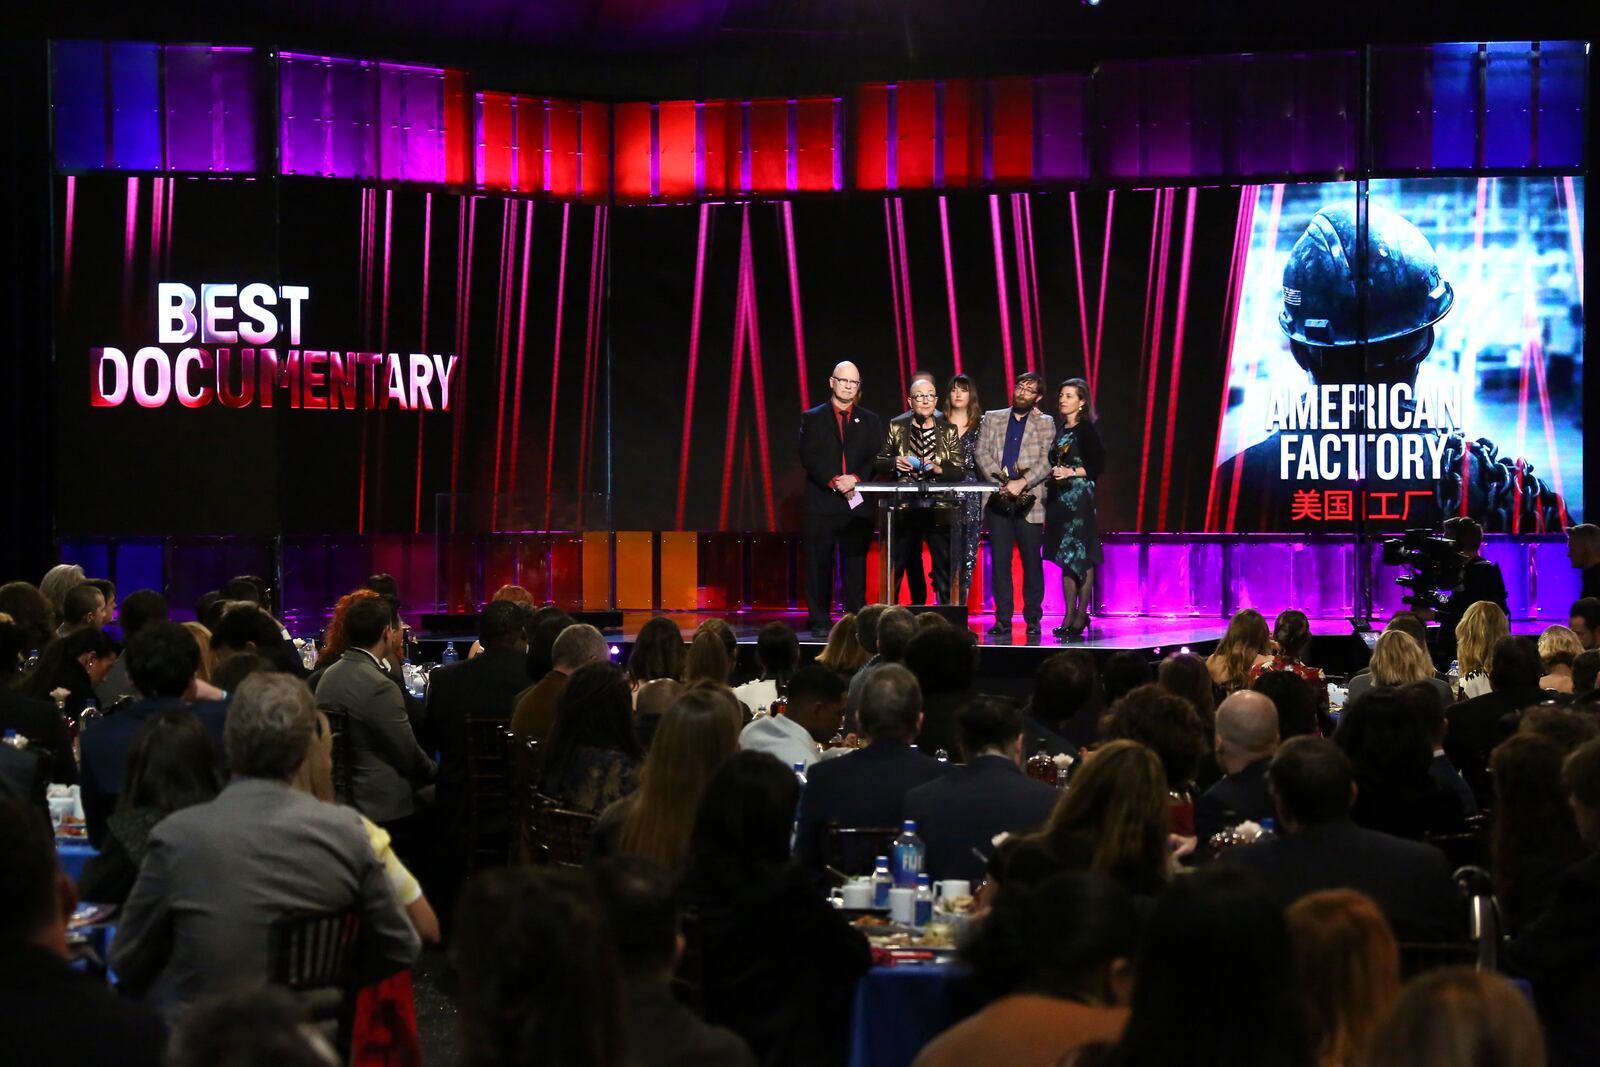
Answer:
[{"xmin": 3, "ymin": 538, "xmax": 1600, "ymax": 1067}]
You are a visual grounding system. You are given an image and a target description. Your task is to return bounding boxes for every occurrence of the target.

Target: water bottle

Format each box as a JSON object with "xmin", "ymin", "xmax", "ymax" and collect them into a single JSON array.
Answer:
[
  {"xmin": 872, "ymin": 856, "xmax": 893, "ymax": 909},
  {"xmin": 442, "ymin": 641, "xmax": 460, "ymax": 665},
  {"xmin": 1447, "ymin": 659, "xmax": 1461, "ymax": 695},
  {"xmin": 933, "ymin": 749, "xmax": 950, "ymax": 763},
  {"xmin": 891, "ymin": 819, "xmax": 925, "ymax": 888},
  {"xmin": 300, "ymin": 637, "xmax": 319, "ymax": 671},
  {"xmin": 914, "ymin": 873, "xmax": 934, "ymax": 928},
  {"xmin": 792, "ymin": 761, "xmax": 808, "ymax": 786}
]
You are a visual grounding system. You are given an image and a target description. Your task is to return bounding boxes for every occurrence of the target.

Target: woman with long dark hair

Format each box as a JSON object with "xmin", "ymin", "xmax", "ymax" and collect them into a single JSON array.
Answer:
[
  {"xmin": 78, "ymin": 709, "xmax": 219, "ymax": 903},
  {"xmin": 627, "ymin": 617, "xmax": 686, "ymax": 694},
  {"xmin": 19, "ymin": 626, "xmax": 117, "ymax": 719},
  {"xmin": 537, "ymin": 662, "xmax": 644, "ymax": 814},
  {"xmin": 943, "ymin": 374, "xmax": 986, "ymax": 603},
  {"xmin": 1045, "ymin": 378, "xmax": 1104, "ymax": 638}
]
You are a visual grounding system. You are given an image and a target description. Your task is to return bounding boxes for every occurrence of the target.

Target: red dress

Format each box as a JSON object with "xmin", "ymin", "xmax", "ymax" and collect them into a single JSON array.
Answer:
[{"xmin": 1247, "ymin": 655, "xmax": 1329, "ymax": 710}]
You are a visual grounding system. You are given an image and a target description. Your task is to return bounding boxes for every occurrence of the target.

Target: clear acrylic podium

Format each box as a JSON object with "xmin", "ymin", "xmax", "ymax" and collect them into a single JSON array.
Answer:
[{"xmin": 856, "ymin": 483, "xmax": 997, "ymax": 605}]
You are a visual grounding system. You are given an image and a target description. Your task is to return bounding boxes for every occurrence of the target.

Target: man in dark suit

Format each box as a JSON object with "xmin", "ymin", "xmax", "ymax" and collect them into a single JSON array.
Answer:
[
  {"xmin": 79, "ymin": 622, "xmax": 228, "ymax": 848},
  {"xmin": 112, "ymin": 674, "xmax": 420, "ymax": 1024},
  {"xmin": 1219, "ymin": 737, "xmax": 1460, "ymax": 942},
  {"xmin": 0, "ymin": 798, "xmax": 166, "ymax": 1067},
  {"xmin": 315, "ymin": 597, "xmax": 435, "ymax": 844},
  {"xmin": 1506, "ymin": 737, "xmax": 1600, "ymax": 1067},
  {"xmin": 1194, "ymin": 690, "xmax": 1279, "ymax": 852},
  {"xmin": 798, "ymin": 361, "xmax": 885, "ymax": 635},
  {"xmin": 1446, "ymin": 635, "xmax": 1554, "ymax": 808},
  {"xmin": 904, "ymin": 697, "xmax": 1059, "ymax": 884},
  {"xmin": 795, "ymin": 664, "xmax": 948, "ymax": 872}
]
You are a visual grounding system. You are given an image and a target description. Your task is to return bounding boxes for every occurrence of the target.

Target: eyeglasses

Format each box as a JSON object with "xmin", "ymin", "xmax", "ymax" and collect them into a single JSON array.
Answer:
[
  {"xmin": 830, "ymin": 376, "xmax": 861, "ymax": 387},
  {"xmin": 909, "ymin": 392, "xmax": 937, "ymax": 401}
]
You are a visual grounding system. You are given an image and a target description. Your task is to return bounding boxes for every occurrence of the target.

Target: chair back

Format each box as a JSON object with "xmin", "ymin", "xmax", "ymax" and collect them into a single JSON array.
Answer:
[
  {"xmin": 509, "ymin": 736, "xmax": 543, "ymax": 861},
  {"xmin": 465, "ymin": 716, "xmax": 514, "ymax": 868},
  {"xmin": 527, "ymin": 794, "xmax": 598, "ymax": 868},
  {"xmin": 819, "ymin": 823, "xmax": 900, "ymax": 878},
  {"xmin": 269, "ymin": 909, "xmax": 361, "ymax": 991},
  {"xmin": 319, "ymin": 708, "xmax": 353, "ymax": 805},
  {"xmin": 1426, "ymin": 829, "xmax": 1487, "ymax": 870},
  {"xmin": 1455, "ymin": 864, "xmax": 1502, "ymax": 972}
]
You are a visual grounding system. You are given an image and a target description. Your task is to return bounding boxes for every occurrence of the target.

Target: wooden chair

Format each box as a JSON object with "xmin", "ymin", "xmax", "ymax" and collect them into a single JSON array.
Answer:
[
  {"xmin": 1426, "ymin": 829, "xmax": 1488, "ymax": 870},
  {"xmin": 819, "ymin": 823, "xmax": 900, "ymax": 879},
  {"xmin": 319, "ymin": 708, "xmax": 353, "ymax": 805},
  {"xmin": 527, "ymin": 794, "xmax": 598, "ymax": 868},
  {"xmin": 268, "ymin": 909, "xmax": 361, "ymax": 1050},
  {"xmin": 464, "ymin": 716, "xmax": 514, "ymax": 868},
  {"xmin": 509, "ymin": 737, "xmax": 543, "ymax": 861}
]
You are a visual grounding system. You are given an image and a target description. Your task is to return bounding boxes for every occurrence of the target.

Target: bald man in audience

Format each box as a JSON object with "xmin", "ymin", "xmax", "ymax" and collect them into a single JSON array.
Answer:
[{"xmin": 1193, "ymin": 690, "xmax": 1280, "ymax": 852}]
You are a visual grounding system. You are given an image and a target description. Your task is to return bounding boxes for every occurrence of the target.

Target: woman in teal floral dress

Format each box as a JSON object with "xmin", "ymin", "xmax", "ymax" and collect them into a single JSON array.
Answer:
[
  {"xmin": 1045, "ymin": 378, "xmax": 1104, "ymax": 638},
  {"xmin": 943, "ymin": 374, "xmax": 986, "ymax": 603}
]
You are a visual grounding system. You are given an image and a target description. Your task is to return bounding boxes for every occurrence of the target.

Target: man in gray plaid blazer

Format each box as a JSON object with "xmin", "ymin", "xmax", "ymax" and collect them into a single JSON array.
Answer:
[{"xmin": 975, "ymin": 373, "xmax": 1056, "ymax": 634}]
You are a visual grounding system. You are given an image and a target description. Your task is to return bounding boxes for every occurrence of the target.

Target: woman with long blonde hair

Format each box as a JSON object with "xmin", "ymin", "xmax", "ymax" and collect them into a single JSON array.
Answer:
[
  {"xmin": 1285, "ymin": 890, "xmax": 1399, "ymax": 1067},
  {"xmin": 1367, "ymin": 629, "xmax": 1436, "ymax": 688},
  {"xmin": 1207, "ymin": 609, "xmax": 1272, "ymax": 694},
  {"xmin": 816, "ymin": 613, "xmax": 868, "ymax": 677},
  {"xmin": 1455, "ymin": 600, "xmax": 1509, "ymax": 698},
  {"xmin": 604, "ymin": 687, "xmax": 742, "ymax": 876}
]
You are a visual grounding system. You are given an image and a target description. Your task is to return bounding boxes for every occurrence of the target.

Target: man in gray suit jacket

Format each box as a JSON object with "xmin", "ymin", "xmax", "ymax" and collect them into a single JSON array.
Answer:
[
  {"xmin": 975, "ymin": 373, "xmax": 1057, "ymax": 634},
  {"xmin": 314, "ymin": 596, "xmax": 436, "ymax": 836},
  {"xmin": 111, "ymin": 673, "xmax": 421, "ymax": 1024}
]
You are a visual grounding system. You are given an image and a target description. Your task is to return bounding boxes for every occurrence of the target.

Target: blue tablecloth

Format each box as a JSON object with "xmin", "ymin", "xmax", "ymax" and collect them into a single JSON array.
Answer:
[
  {"xmin": 58, "ymin": 841, "xmax": 98, "ymax": 883},
  {"xmin": 848, "ymin": 963, "xmax": 963, "ymax": 1067}
]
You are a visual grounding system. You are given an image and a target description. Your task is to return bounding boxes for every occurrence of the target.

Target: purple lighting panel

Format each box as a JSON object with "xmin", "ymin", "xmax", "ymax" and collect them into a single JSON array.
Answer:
[
  {"xmin": 163, "ymin": 46, "xmax": 259, "ymax": 173},
  {"xmin": 279, "ymin": 53, "xmax": 451, "ymax": 182}
]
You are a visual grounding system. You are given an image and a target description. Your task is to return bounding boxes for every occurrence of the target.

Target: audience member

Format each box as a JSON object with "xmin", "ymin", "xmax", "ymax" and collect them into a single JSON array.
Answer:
[
  {"xmin": 737, "ymin": 663, "xmax": 846, "ymax": 771},
  {"xmin": 111, "ymin": 673, "xmax": 420, "ymax": 1023},
  {"xmin": 94, "ymin": 589, "xmax": 168, "ymax": 706},
  {"xmin": 600, "ymin": 687, "xmax": 741, "ymax": 877},
  {"xmin": 0, "ymin": 798, "xmax": 166, "ymax": 1067},
  {"xmin": 1572, "ymin": 524, "xmax": 1600, "ymax": 600},
  {"xmin": 794, "ymin": 664, "xmax": 948, "ymax": 871},
  {"xmin": 1218, "ymin": 737, "xmax": 1460, "ymax": 941},
  {"xmin": 1406, "ymin": 681, "xmax": 1477, "ymax": 818},
  {"xmin": 1505, "ymin": 736, "xmax": 1600, "ymax": 1067},
  {"xmin": 1155, "ymin": 652, "xmax": 1215, "ymax": 739},
  {"xmin": 537, "ymin": 662, "xmax": 643, "ymax": 814},
  {"xmin": 1447, "ymin": 635, "xmax": 1554, "ymax": 807},
  {"xmin": 628, "ymin": 617, "xmax": 686, "ymax": 693},
  {"xmin": 511, "ymin": 622, "xmax": 607, "ymax": 743},
  {"xmin": 211, "ymin": 603, "xmax": 303, "ymax": 676},
  {"xmin": 1347, "ymin": 629, "xmax": 1451, "ymax": 705},
  {"xmin": 18, "ymin": 625, "xmax": 117, "ymax": 719},
  {"xmin": 694, "ymin": 618, "xmax": 740, "ymax": 676},
  {"xmin": 590, "ymin": 857, "xmax": 757, "ymax": 1067},
  {"xmin": 683, "ymin": 629, "xmax": 733, "ymax": 687},
  {"xmin": 0, "ymin": 631, "xmax": 74, "ymax": 785},
  {"xmin": 1518, "ymin": 705, "xmax": 1600, "ymax": 753},
  {"xmin": 1334, "ymin": 687, "xmax": 1465, "ymax": 840},
  {"xmin": 210, "ymin": 650, "xmax": 269, "ymax": 694},
  {"xmin": 1028, "ymin": 650, "xmax": 1104, "ymax": 754},
  {"xmin": 1345, "ymin": 611, "xmax": 1445, "ymax": 697},
  {"xmin": 842, "ymin": 603, "xmax": 892, "ymax": 719},
  {"xmin": 1194, "ymin": 690, "xmax": 1279, "ymax": 850},
  {"xmin": 525, "ymin": 607, "xmax": 577, "ymax": 681},
  {"xmin": 914, "ymin": 873, "xmax": 1136, "ymax": 1067},
  {"xmin": 86, "ymin": 578, "xmax": 117, "ymax": 628},
  {"xmin": 903, "ymin": 625, "xmax": 979, "ymax": 757},
  {"xmin": 79, "ymin": 621, "xmax": 228, "ymax": 847},
  {"xmin": 1539, "ymin": 624, "xmax": 1585, "ymax": 693},
  {"xmin": 1455, "ymin": 600, "xmax": 1512, "ymax": 697},
  {"xmin": 1251, "ymin": 669, "xmax": 1322, "ymax": 739},
  {"xmin": 78, "ymin": 710, "xmax": 219, "ymax": 905},
  {"xmin": 0, "ymin": 581, "xmax": 54, "ymax": 650},
  {"xmin": 1100, "ymin": 651, "xmax": 1152, "ymax": 706},
  {"xmin": 313, "ymin": 596, "xmax": 435, "ymax": 842},
  {"xmin": 1247, "ymin": 609, "xmax": 1327, "ymax": 713},
  {"xmin": 733, "ymin": 621, "xmax": 801, "ymax": 716},
  {"xmin": 815, "ymin": 612, "xmax": 868, "ymax": 677},
  {"xmin": 452, "ymin": 866, "xmax": 625, "ymax": 1067},
  {"xmin": 678, "ymin": 751, "xmax": 870, "ymax": 1066},
  {"xmin": 1006, "ymin": 740, "xmax": 1170, "ymax": 897},
  {"xmin": 1569, "ymin": 596, "xmax": 1600, "ymax": 651},
  {"xmin": 1099, "ymin": 865, "xmax": 1313, "ymax": 1067},
  {"xmin": 309, "ymin": 588, "xmax": 380, "ymax": 673},
  {"xmin": 1284, "ymin": 889, "xmax": 1399, "ymax": 1067},
  {"xmin": 632, "ymin": 677, "xmax": 685, "ymax": 751},
  {"xmin": 1365, "ymin": 970, "xmax": 1547, "ymax": 1067},
  {"xmin": 463, "ymin": 585, "xmax": 537, "ymax": 659},
  {"xmin": 1099, "ymin": 683, "xmax": 1206, "ymax": 797},
  {"xmin": 1571, "ymin": 649, "xmax": 1600, "ymax": 701},
  {"xmin": 905, "ymin": 697, "xmax": 1059, "ymax": 883},
  {"xmin": 38, "ymin": 563, "xmax": 87, "ymax": 624},
  {"xmin": 182, "ymin": 622, "xmax": 216, "ymax": 684},
  {"xmin": 57, "ymin": 581, "xmax": 105, "ymax": 635},
  {"xmin": 1206, "ymin": 608, "xmax": 1272, "ymax": 695},
  {"xmin": 168, "ymin": 985, "xmax": 338, "ymax": 1067},
  {"xmin": 1491, "ymin": 733, "xmax": 1586, "ymax": 934}
]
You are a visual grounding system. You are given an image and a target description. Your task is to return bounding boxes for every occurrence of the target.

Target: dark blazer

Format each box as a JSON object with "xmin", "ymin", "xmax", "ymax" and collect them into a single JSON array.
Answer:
[
  {"xmin": 1219, "ymin": 819, "xmax": 1461, "ymax": 942},
  {"xmin": 874, "ymin": 412, "xmax": 964, "ymax": 483},
  {"xmin": 423, "ymin": 646, "xmax": 532, "ymax": 826},
  {"xmin": 916, "ymin": 689, "xmax": 976, "ymax": 760},
  {"xmin": 794, "ymin": 739, "xmax": 949, "ymax": 870},
  {"xmin": 316, "ymin": 650, "xmax": 434, "ymax": 823},
  {"xmin": 1445, "ymin": 685, "xmax": 1555, "ymax": 808},
  {"xmin": 1429, "ymin": 752, "xmax": 1479, "ymax": 818},
  {"xmin": 798, "ymin": 402, "xmax": 885, "ymax": 517},
  {"xmin": 1506, "ymin": 851, "xmax": 1600, "ymax": 1067},
  {"xmin": 1193, "ymin": 757, "xmax": 1274, "ymax": 851},
  {"xmin": 0, "ymin": 689, "xmax": 75, "ymax": 786},
  {"xmin": 0, "ymin": 943, "xmax": 166, "ymax": 1067},
  {"xmin": 79, "ymin": 696, "xmax": 228, "ymax": 848},
  {"xmin": 904, "ymin": 754, "xmax": 1061, "ymax": 884}
]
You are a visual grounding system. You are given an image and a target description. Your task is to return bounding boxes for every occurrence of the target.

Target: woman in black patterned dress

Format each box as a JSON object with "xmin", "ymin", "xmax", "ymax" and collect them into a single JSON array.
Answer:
[
  {"xmin": 943, "ymin": 374, "xmax": 985, "ymax": 604},
  {"xmin": 1045, "ymin": 378, "xmax": 1104, "ymax": 638}
]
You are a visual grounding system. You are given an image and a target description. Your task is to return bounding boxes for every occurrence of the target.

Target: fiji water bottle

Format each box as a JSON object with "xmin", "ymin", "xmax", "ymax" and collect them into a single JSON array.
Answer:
[
  {"xmin": 914, "ymin": 873, "xmax": 934, "ymax": 928},
  {"xmin": 442, "ymin": 641, "xmax": 460, "ymax": 665},
  {"xmin": 872, "ymin": 856, "xmax": 893, "ymax": 909},
  {"xmin": 892, "ymin": 820, "xmax": 925, "ymax": 888}
]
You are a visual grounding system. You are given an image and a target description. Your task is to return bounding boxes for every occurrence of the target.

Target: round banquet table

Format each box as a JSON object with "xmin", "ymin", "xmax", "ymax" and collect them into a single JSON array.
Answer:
[{"xmin": 848, "ymin": 962, "xmax": 966, "ymax": 1067}]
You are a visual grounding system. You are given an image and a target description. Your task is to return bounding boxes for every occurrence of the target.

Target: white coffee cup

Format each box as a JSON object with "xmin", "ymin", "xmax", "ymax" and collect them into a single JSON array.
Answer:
[
  {"xmin": 888, "ymin": 886, "xmax": 916, "ymax": 925},
  {"xmin": 839, "ymin": 881, "xmax": 875, "ymax": 909},
  {"xmin": 933, "ymin": 879, "xmax": 971, "ymax": 906}
]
